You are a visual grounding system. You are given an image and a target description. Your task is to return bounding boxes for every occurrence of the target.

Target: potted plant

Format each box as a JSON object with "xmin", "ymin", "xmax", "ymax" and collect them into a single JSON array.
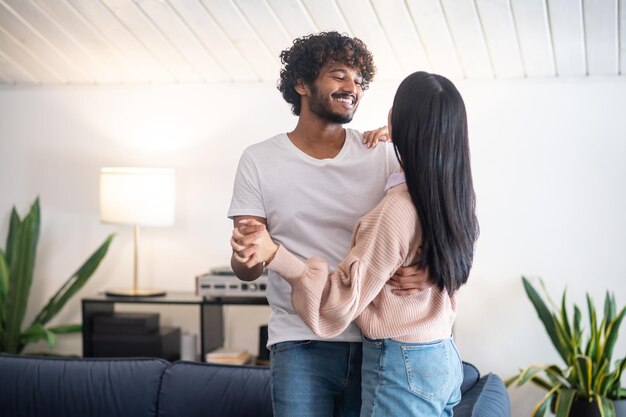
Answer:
[
  {"xmin": 0, "ymin": 198, "xmax": 114, "ymax": 354},
  {"xmin": 506, "ymin": 276, "xmax": 626, "ymax": 417}
]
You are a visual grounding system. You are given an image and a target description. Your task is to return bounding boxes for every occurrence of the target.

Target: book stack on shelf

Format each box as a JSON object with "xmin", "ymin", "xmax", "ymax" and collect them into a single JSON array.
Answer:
[{"xmin": 205, "ymin": 347, "xmax": 251, "ymax": 365}]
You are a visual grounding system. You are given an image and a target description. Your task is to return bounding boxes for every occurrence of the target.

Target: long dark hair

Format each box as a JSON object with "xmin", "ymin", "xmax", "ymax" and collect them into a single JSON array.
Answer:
[{"xmin": 391, "ymin": 71, "xmax": 479, "ymax": 295}]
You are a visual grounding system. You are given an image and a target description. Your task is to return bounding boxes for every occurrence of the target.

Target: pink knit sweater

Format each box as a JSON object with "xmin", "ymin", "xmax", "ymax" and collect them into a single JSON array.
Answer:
[{"xmin": 268, "ymin": 183, "xmax": 456, "ymax": 343}]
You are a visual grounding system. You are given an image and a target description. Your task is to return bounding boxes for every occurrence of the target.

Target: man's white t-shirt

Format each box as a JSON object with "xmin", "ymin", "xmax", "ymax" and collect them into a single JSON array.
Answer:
[{"xmin": 228, "ymin": 128, "xmax": 400, "ymax": 346}]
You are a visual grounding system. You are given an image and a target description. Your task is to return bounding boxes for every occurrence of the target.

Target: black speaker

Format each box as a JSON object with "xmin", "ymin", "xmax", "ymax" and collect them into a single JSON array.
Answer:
[{"xmin": 257, "ymin": 325, "xmax": 270, "ymax": 364}]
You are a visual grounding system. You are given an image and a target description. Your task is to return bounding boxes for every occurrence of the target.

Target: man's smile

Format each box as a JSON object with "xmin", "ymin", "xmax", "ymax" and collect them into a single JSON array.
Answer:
[{"xmin": 332, "ymin": 94, "xmax": 357, "ymax": 109}]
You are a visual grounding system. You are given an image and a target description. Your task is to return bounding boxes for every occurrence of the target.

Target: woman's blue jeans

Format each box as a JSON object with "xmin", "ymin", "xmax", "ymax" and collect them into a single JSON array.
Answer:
[
  {"xmin": 360, "ymin": 336, "xmax": 463, "ymax": 417},
  {"xmin": 270, "ymin": 340, "xmax": 362, "ymax": 417}
]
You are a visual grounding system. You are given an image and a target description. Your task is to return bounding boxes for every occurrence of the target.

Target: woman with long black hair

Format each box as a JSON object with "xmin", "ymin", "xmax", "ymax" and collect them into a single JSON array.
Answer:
[{"xmin": 233, "ymin": 71, "xmax": 479, "ymax": 416}]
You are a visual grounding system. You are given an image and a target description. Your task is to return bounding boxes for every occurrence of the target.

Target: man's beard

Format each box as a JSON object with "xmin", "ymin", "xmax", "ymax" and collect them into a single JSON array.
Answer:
[{"xmin": 308, "ymin": 83, "xmax": 356, "ymax": 124}]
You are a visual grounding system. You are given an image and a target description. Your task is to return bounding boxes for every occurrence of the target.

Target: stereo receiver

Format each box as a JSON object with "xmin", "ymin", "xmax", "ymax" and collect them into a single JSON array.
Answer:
[{"xmin": 196, "ymin": 266, "xmax": 268, "ymax": 299}]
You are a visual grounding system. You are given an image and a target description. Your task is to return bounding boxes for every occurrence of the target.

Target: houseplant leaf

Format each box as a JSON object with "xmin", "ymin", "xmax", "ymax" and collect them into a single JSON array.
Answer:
[
  {"xmin": 596, "ymin": 394, "xmax": 615, "ymax": 417},
  {"xmin": 572, "ymin": 304, "xmax": 583, "ymax": 353},
  {"xmin": 605, "ymin": 358, "xmax": 626, "ymax": 399},
  {"xmin": 31, "ymin": 234, "xmax": 114, "ymax": 327},
  {"xmin": 595, "ymin": 358, "xmax": 611, "ymax": 395},
  {"xmin": 48, "ymin": 324, "xmax": 82, "ymax": 334},
  {"xmin": 4, "ymin": 200, "xmax": 40, "ymax": 353},
  {"xmin": 604, "ymin": 292, "xmax": 616, "ymax": 324},
  {"xmin": 0, "ymin": 250, "xmax": 8, "ymax": 328},
  {"xmin": 529, "ymin": 375, "xmax": 555, "ymax": 391},
  {"xmin": 509, "ymin": 276, "xmax": 625, "ymax": 413},
  {"xmin": 603, "ymin": 306, "xmax": 626, "ymax": 362},
  {"xmin": 508, "ymin": 364, "xmax": 548, "ymax": 387},
  {"xmin": 586, "ymin": 294, "xmax": 599, "ymax": 360},
  {"xmin": 533, "ymin": 397, "xmax": 552, "ymax": 417},
  {"xmin": 1, "ymin": 198, "xmax": 114, "ymax": 354},
  {"xmin": 5, "ymin": 205, "xmax": 22, "ymax": 265},
  {"xmin": 20, "ymin": 323, "xmax": 57, "ymax": 349},
  {"xmin": 553, "ymin": 314, "xmax": 573, "ymax": 360},
  {"xmin": 575, "ymin": 355, "xmax": 593, "ymax": 397},
  {"xmin": 523, "ymin": 276, "xmax": 569, "ymax": 363},
  {"xmin": 532, "ymin": 385, "xmax": 560, "ymax": 417},
  {"xmin": 554, "ymin": 388, "xmax": 576, "ymax": 417},
  {"xmin": 561, "ymin": 290, "xmax": 573, "ymax": 340}
]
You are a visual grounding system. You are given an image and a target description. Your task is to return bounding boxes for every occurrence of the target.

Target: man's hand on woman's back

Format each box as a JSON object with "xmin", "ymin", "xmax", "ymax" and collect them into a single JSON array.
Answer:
[{"xmin": 388, "ymin": 265, "xmax": 433, "ymax": 295}]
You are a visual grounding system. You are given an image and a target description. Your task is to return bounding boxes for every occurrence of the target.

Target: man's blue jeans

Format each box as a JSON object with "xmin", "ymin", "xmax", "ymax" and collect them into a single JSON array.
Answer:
[
  {"xmin": 360, "ymin": 336, "xmax": 463, "ymax": 417},
  {"xmin": 270, "ymin": 340, "xmax": 362, "ymax": 417}
]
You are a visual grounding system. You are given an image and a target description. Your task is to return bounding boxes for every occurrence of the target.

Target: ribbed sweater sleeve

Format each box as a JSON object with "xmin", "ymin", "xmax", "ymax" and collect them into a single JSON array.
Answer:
[{"xmin": 268, "ymin": 193, "xmax": 418, "ymax": 339}]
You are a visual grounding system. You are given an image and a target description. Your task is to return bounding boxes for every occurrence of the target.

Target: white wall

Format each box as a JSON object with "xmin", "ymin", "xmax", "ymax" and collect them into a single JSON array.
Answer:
[{"xmin": 1, "ymin": 78, "xmax": 625, "ymax": 417}]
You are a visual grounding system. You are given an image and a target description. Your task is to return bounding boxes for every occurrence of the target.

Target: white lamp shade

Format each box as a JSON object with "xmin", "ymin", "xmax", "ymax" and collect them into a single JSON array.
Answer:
[{"xmin": 100, "ymin": 167, "xmax": 175, "ymax": 226}]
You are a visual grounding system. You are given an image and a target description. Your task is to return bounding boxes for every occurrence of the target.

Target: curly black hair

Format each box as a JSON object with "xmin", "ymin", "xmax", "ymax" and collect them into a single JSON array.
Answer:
[{"xmin": 277, "ymin": 31, "xmax": 376, "ymax": 116}]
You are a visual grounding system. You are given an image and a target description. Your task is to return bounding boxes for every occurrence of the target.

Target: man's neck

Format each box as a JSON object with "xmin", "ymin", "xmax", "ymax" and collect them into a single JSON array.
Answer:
[{"xmin": 288, "ymin": 115, "xmax": 346, "ymax": 160}]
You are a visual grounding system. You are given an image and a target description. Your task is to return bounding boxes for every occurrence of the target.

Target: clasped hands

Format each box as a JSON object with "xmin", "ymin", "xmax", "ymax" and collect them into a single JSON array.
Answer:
[
  {"xmin": 230, "ymin": 219, "xmax": 432, "ymax": 295},
  {"xmin": 231, "ymin": 219, "xmax": 278, "ymax": 268}
]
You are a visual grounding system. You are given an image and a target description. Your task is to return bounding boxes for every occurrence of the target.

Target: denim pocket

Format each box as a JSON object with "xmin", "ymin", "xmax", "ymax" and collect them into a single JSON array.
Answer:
[
  {"xmin": 270, "ymin": 340, "xmax": 314, "ymax": 354},
  {"xmin": 401, "ymin": 340, "xmax": 449, "ymax": 400}
]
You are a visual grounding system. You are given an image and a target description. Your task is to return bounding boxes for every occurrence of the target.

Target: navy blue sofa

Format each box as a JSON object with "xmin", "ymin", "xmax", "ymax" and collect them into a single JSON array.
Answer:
[{"xmin": 0, "ymin": 354, "xmax": 509, "ymax": 417}]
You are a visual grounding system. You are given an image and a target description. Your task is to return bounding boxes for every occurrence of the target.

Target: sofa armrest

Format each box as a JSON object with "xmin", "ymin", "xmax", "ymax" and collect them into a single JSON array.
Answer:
[
  {"xmin": 454, "ymin": 373, "xmax": 511, "ymax": 417},
  {"xmin": 461, "ymin": 361, "xmax": 480, "ymax": 394}
]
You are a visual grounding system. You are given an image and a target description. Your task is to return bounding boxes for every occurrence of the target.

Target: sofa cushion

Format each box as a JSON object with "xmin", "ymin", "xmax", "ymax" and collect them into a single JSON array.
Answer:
[
  {"xmin": 158, "ymin": 361, "xmax": 272, "ymax": 417},
  {"xmin": 454, "ymin": 373, "xmax": 511, "ymax": 417},
  {"xmin": 0, "ymin": 354, "xmax": 168, "ymax": 417}
]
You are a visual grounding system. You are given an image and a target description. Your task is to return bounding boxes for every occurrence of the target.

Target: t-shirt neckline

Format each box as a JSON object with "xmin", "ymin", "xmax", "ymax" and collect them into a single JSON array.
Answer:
[{"xmin": 281, "ymin": 129, "xmax": 352, "ymax": 164}]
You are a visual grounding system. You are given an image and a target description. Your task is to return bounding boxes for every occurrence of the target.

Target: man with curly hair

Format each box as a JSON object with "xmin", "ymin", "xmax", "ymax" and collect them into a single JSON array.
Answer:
[{"xmin": 228, "ymin": 32, "xmax": 427, "ymax": 417}]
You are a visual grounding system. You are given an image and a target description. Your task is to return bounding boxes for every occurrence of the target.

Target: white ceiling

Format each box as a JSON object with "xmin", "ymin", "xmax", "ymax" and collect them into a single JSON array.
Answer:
[{"xmin": 0, "ymin": 0, "xmax": 624, "ymax": 86}]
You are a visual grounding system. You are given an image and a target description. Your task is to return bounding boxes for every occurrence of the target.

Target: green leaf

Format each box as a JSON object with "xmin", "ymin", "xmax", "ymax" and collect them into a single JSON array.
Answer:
[
  {"xmin": 604, "ymin": 292, "xmax": 616, "ymax": 325},
  {"xmin": 595, "ymin": 359, "xmax": 610, "ymax": 395},
  {"xmin": 4, "ymin": 199, "xmax": 40, "ymax": 353},
  {"xmin": 533, "ymin": 397, "xmax": 551, "ymax": 417},
  {"xmin": 553, "ymin": 314, "xmax": 574, "ymax": 360},
  {"xmin": 605, "ymin": 358, "xmax": 626, "ymax": 399},
  {"xmin": 18, "ymin": 323, "xmax": 78, "ymax": 349},
  {"xmin": 507, "ymin": 364, "xmax": 551, "ymax": 387},
  {"xmin": 504, "ymin": 373, "xmax": 519, "ymax": 387},
  {"xmin": 573, "ymin": 304, "xmax": 583, "ymax": 352},
  {"xmin": 20, "ymin": 322, "xmax": 57, "ymax": 349},
  {"xmin": 528, "ymin": 375, "xmax": 555, "ymax": 391},
  {"xmin": 5, "ymin": 207, "xmax": 22, "ymax": 266},
  {"xmin": 597, "ymin": 315, "xmax": 609, "ymax": 362},
  {"xmin": 1, "ymin": 199, "xmax": 113, "ymax": 354},
  {"xmin": 545, "ymin": 364, "xmax": 572, "ymax": 387},
  {"xmin": 522, "ymin": 277, "xmax": 569, "ymax": 363},
  {"xmin": 554, "ymin": 389, "xmax": 576, "ymax": 417},
  {"xmin": 48, "ymin": 323, "xmax": 81, "ymax": 334},
  {"xmin": 32, "ymin": 234, "xmax": 114, "ymax": 326},
  {"xmin": 586, "ymin": 294, "xmax": 599, "ymax": 359},
  {"xmin": 0, "ymin": 250, "xmax": 9, "ymax": 329},
  {"xmin": 603, "ymin": 306, "xmax": 626, "ymax": 363},
  {"xmin": 596, "ymin": 394, "xmax": 615, "ymax": 417},
  {"xmin": 575, "ymin": 355, "xmax": 593, "ymax": 398},
  {"xmin": 561, "ymin": 289, "xmax": 572, "ymax": 340},
  {"xmin": 506, "ymin": 364, "xmax": 566, "ymax": 391},
  {"xmin": 532, "ymin": 386, "xmax": 560, "ymax": 417}
]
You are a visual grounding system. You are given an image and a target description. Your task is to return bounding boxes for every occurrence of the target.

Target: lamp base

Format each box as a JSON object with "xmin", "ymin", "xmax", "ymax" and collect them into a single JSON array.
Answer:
[{"xmin": 105, "ymin": 288, "xmax": 166, "ymax": 297}]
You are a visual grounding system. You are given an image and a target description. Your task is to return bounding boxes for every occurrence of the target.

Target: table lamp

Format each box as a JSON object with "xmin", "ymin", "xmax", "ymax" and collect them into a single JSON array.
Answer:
[{"xmin": 99, "ymin": 167, "xmax": 175, "ymax": 297}]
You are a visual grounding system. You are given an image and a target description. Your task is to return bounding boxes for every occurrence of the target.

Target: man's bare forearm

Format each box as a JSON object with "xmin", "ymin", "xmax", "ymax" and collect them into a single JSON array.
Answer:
[{"xmin": 231, "ymin": 253, "xmax": 264, "ymax": 281}]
